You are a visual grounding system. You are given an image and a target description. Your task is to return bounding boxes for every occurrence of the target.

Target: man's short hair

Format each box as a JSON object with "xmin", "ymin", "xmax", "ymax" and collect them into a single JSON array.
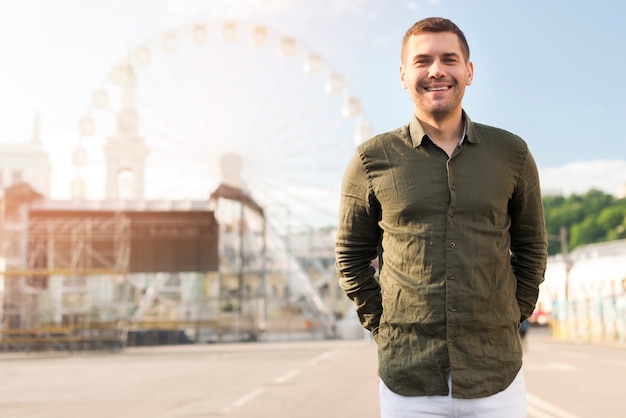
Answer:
[{"xmin": 401, "ymin": 17, "xmax": 470, "ymax": 63}]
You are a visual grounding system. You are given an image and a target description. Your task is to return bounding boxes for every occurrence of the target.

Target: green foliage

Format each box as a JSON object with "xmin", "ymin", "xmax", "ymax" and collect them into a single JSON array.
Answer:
[{"xmin": 543, "ymin": 189, "xmax": 626, "ymax": 255}]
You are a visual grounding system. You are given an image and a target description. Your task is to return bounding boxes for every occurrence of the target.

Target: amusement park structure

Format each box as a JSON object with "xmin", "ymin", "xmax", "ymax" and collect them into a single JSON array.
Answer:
[{"xmin": 0, "ymin": 20, "xmax": 370, "ymax": 351}]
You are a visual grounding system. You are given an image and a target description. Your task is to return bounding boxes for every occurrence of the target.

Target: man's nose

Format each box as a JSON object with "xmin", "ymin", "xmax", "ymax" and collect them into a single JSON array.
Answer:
[{"xmin": 428, "ymin": 60, "xmax": 445, "ymax": 78}]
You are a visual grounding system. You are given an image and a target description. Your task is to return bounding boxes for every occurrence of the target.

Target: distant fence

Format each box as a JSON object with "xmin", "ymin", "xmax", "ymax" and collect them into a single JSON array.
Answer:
[
  {"xmin": 550, "ymin": 296, "xmax": 626, "ymax": 345},
  {"xmin": 0, "ymin": 311, "xmax": 327, "ymax": 353}
]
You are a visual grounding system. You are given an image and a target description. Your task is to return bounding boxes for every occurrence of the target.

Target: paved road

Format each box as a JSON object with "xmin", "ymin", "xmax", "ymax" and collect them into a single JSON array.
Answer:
[
  {"xmin": 0, "ymin": 339, "xmax": 379, "ymax": 418},
  {"xmin": 523, "ymin": 328, "xmax": 626, "ymax": 418},
  {"xmin": 0, "ymin": 331, "xmax": 623, "ymax": 417}
]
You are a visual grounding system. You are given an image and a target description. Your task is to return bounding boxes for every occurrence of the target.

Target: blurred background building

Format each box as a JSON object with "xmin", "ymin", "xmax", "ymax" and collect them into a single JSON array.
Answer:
[{"xmin": 0, "ymin": 114, "xmax": 51, "ymax": 196}]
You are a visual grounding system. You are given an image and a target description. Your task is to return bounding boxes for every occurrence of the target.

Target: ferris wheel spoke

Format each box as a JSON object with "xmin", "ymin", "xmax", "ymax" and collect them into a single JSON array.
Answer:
[
  {"xmin": 232, "ymin": 61, "xmax": 289, "ymax": 149},
  {"xmin": 252, "ymin": 181, "xmax": 340, "ymax": 229},
  {"xmin": 250, "ymin": 165, "xmax": 340, "ymax": 193},
  {"xmin": 188, "ymin": 39, "xmax": 231, "ymax": 146},
  {"xmin": 205, "ymin": 32, "xmax": 234, "ymax": 143},
  {"xmin": 134, "ymin": 67, "xmax": 212, "ymax": 136},
  {"xmin": 248, "ymin": 78, "xmax": 329, "ymax": 148},
  {"xmin": 136, "ymin": 109, "xmax": 199, "ymax": 146},
  {"xmin": 146, "ymin": 151, "xmax": 219, "ymax": 180},
  {"xmin": 136, "ymin": 43, "xmax": 218, "ymax": 136},
  {"xmin": 250, "ymin": 167, "xmax": 340, "ymax": 195},
  {"xmin": 145, "ymin": 162, "xmax": 218, "ymax": 198},
  {"xmin": 243, "ymin": 68, "xmax": 317, "ymax": 149},
  {"xmin": 253, "ymin": 91, "xmax": 346, "ymax": 151},
  {"xmin": 224, "ymin": 36, "xmax": 251, "ymax": 144},
  {"xmin": 136, "ymin": 104, "xmax": 209, "ymax": 157},
  {"xmin": 143, "ymin": 133, "xmax": 209, "ymax": 167},
  {"xmin": 252, "ymin": 117, "xmax": 347, "ymax": 165},
  {"xmin": 160, "ymin": 47, "xmax": 217, "ymax": 137}
]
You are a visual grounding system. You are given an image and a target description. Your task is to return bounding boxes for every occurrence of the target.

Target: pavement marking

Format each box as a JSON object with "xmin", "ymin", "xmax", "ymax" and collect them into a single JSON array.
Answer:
[
  {"xmin": 273, "ymin": 368, "xmax": 300, "ymax": 384},
  {"xmin": 218, "ymin": 348, "xmax": 334, "ymax": 414},
  {"xmin": 219, "ymin": 386, "xmax": 268, "ymax": 414},
  {"xmin": 308, "ymin": 349, "xmax": 333, "ymax": 366},
  {"xmin": 527, "ymin": 393, "xmax": 580, "ymax": 418},
  {"xmin": 528, "ymin": 403, "xmax": 557, "ymax": 418},
  {"xmin": 232, "ymin": 386, "xmax": 267, "ymax": 408}
]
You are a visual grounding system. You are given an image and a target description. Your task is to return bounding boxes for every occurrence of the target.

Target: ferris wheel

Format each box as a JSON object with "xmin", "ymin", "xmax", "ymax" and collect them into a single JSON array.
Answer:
[{"xmin": 71, "ymin": 20, "xmax": 372, "ymax": 232}]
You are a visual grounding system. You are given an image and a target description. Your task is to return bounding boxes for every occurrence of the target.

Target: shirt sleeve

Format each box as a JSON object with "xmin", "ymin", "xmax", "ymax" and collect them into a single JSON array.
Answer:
[
  {"xmin": 335, "ymin": 149, "xmax": 383, "ymax": 334},
  {"xmin": 509, "ymin": 148, "xmax": 548, "ymax": 322}
]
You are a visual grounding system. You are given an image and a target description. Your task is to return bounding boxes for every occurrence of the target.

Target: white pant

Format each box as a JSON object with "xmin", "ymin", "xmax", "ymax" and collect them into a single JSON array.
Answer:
[{"xmin": 379, "ymin": 368, "xmax": 527, "ymax": 418}]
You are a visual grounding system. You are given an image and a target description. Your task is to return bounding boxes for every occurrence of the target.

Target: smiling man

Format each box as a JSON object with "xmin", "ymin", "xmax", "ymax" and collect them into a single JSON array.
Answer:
[{"xmin": 335, "ymin": 17, "xmax": 548, "ymax": 417}]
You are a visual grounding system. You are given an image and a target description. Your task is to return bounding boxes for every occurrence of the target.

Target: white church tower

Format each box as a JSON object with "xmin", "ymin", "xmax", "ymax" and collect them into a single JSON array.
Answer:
[
  {"xmin": 0, "ymin": 113, "xmax": 51, "ymax": 196},
  {"xmin": 103, "ymin": 61, "xmax": 149, "ymax": 200}
]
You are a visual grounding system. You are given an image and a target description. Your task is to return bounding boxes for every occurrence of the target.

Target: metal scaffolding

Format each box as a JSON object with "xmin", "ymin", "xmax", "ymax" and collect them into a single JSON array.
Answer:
[{"xmin": 0, "ymin": 184, "xmax": 340, "ymax": 352}]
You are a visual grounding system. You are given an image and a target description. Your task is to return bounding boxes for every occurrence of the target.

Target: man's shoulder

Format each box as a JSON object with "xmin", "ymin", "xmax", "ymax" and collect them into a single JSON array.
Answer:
[
  {"xmin": 470, "ymin": 121, "xmax": 528, "ymax": 149},
  {"xmin": 358, "ymin": 125, "xmax": 410, "ymax": 151}
]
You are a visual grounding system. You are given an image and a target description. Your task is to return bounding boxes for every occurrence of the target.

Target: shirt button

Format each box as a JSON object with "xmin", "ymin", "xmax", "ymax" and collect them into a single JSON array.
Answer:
[
  {"xmin": 449, "ymin": 211, "xmax": 454, "ymax": 218},
  {"xmin": 450, "ymin": 241, "xmax": 456, "ymax": 248},
  {"xmin": 450, "ymin": 307, "xmax": 456, "ymax": 312},
  {"xmin": 449, "ymin": 274, "xmax": 455, "ymax": 280},
  {"xmin": 450, "ymin": 184, "xmax": 456, "ymax": 190},
  {"xmin": 449, "ymin": 339, "xmax": 455, "ymax": 346}
]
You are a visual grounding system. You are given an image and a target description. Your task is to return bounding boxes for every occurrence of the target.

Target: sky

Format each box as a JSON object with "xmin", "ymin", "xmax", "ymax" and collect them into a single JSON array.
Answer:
[{"xmin": 1, "ymin": 0, "xmax": 626, "ymax": 204}]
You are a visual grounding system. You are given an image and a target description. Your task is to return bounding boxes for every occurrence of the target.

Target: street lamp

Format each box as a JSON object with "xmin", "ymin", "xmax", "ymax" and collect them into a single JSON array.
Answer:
[
  {"xmin": 548, "ymin": 226, "xmax": 571, "ymax": 302},
  {"xmin": 548, "ymin": 226, "xmax": 573, "ymax": 337}
]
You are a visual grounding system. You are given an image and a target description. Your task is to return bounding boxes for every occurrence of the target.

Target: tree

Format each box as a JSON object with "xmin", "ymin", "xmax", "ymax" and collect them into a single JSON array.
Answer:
[{"xmin": 543, "ymin": 189, "xmax": 626, "ymax": 255}]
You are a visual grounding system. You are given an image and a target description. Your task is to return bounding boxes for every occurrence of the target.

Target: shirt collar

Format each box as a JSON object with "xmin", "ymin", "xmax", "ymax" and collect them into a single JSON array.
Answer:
[{"xmin": 409, "ymin": 110, "xmax": 479, "ymax": 148}]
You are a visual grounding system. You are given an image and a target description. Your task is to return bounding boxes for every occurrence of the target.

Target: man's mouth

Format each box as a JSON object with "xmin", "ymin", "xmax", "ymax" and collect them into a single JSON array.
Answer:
[{"xmin": 426, "ymin": 86, "xmax": 450, "ymax": 92}]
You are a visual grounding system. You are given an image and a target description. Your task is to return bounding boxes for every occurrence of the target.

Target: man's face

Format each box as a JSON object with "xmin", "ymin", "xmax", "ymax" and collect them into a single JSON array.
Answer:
[{"xmin": 400, "ymin": 32, "xmax": 473, "ymax": 120}]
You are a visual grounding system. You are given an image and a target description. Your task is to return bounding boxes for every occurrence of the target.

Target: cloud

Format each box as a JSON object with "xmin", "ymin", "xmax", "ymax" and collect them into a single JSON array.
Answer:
[{"xmin": 539, "ymin": 160, "xmax": 626, "ymax": 197}]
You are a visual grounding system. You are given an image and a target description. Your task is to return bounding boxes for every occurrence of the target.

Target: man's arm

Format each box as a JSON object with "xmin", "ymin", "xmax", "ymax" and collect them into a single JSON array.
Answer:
[
  {"xmin": 335, "ymin": 150, "xmax": 383, "ymax": 334},
  {"xmin": 509, "ymin": 149, "xmax": 548, "ymax": 322}
]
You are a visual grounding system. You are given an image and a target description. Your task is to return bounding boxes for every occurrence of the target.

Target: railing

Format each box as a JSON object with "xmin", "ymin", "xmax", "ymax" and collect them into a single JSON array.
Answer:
[{"xmin": 0, "ymin": 322, "xmax": 126, "ymax": 352}]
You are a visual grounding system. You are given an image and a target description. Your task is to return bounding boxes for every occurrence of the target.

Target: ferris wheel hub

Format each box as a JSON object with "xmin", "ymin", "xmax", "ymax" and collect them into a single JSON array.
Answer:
[{"xmin": 220, "ymin": 152, "xmax": 244, "ymax": 188}]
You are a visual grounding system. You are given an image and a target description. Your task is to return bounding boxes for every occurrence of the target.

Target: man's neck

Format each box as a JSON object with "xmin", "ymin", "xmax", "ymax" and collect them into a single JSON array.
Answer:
[{"xmin": 415, "ymin": 108, "xmax": 465, "ymax": 156}]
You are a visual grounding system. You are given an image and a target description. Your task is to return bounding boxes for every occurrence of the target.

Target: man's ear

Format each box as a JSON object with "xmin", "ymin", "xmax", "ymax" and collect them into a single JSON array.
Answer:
[
  {"xmin": 466, "ymin": 61, "xmax": 474, "ymax": 86},
  {"xmin": 399, "ymin": 65, "xmax": 408, "ymax": 89}
]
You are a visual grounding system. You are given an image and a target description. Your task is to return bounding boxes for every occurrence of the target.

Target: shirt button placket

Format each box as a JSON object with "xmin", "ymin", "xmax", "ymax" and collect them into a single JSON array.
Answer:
[{"xmin": 446, "ymin": 171, "xmax": 458, "ymax": 352}]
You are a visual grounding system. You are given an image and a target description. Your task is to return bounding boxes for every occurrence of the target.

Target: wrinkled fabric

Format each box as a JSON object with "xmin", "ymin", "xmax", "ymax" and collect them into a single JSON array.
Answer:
[{"xmin": 335, "ymin": 112, "xmax": 547, "ymax": 399}]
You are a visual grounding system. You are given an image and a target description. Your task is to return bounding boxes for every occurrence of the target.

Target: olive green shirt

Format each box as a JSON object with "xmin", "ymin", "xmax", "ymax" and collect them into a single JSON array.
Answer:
[{"xmin": 335, "ymin": 112, "xmax": 547, "ymax": 399}]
